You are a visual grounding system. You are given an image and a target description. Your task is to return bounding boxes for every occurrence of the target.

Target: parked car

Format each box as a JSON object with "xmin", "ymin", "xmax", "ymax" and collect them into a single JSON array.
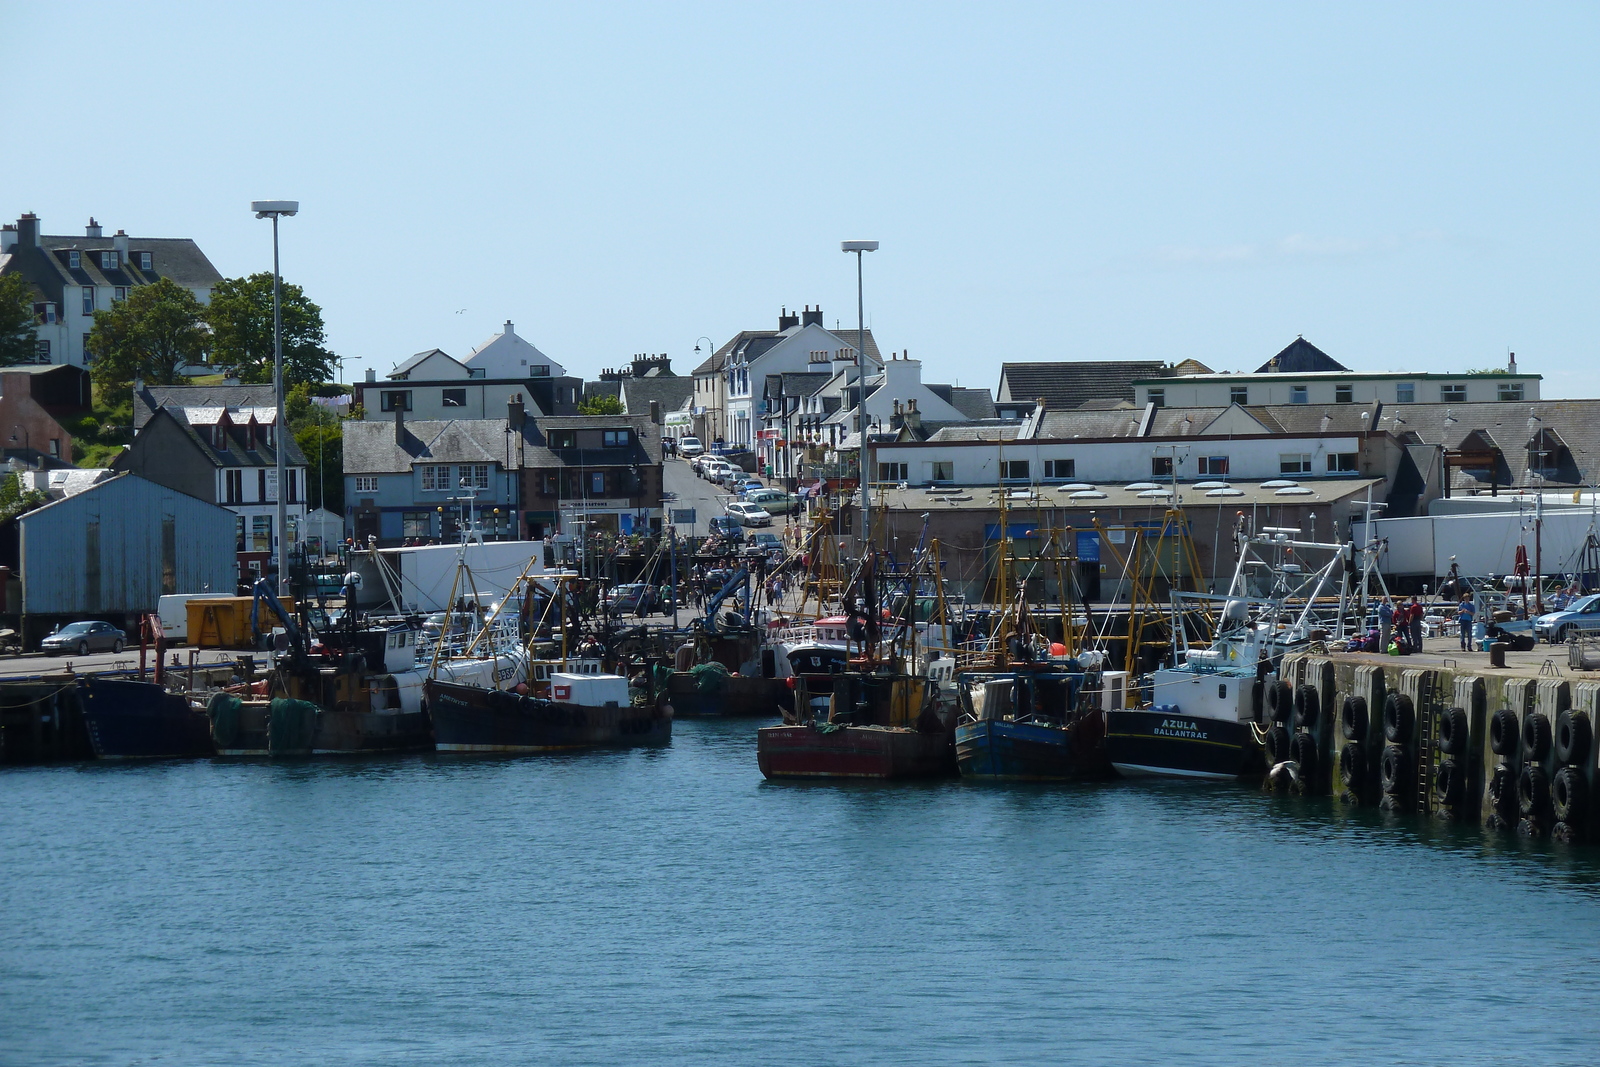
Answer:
[
  {"xmin": 707, "ymin": 516, "xmax": 746, "ymax": 542},
  {"xmin": 726, "ymin": 502, "xmax": 773, "ymax": 527},
  {"xmin": 745, "ymin": 531, "xmax": 785, "ymax": 557},
  {"xmin": 701, "ymin": 460, "xmax": 734, "ymax": 482},
  {"xmin": 746, "ymin": 488, "xmax": 799, "ymax": 515},
  {"xmin": 39, "ymin": 620, "xmax": 126, "ymax": 656},
  {"xmin": 605, "ymin": 583, "xmax": 658, "ymax": 615},
  {"xmin": 732, "ymin": 477, "xmax": 764, "ymax": 495},
  {"xmin": 709, "ymin": 465, "xmax": 740, "ymax": 486},
  {"xmin": 1534, "ymin": 594, "xmax": 1600, "ymax": 643},
  {"xmin": 678, "ymin": 436, "xmax": 705, "ymax": 458}
]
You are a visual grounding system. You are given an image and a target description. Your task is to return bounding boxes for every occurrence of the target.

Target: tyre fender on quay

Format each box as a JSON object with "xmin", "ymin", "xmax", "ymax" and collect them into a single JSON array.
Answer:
[
  {"xmin": 1434, "ymin": 759, "xmax": 1465, "ymax": 807},
  {"xmin": 1340, "ymin": 695, "xmax": 1368, "ymax": 742},
  {"xmin": 1489, "ymin": 708, "xmax": 1520, "ymax": 757},
  {"xmin": 1267, "ymin": 680, "xmax": 1293, "ymax": 725},
  {"xmin": 1438, "ymin": 706, "xmax": 1470, "ymax": 756},
  {"xmin": 1518, "ymin": 763, "xmax": 1550, "ymax": 818},
  {"xmin": 1522, "ymin": 713, "xmax": 1552, "ymax": 762},
  {"xmin": 1338, "ymin": 740, "xmax": 1365, "ymax": 791},
  {"xmin": 1383, "ymin": 692, "xmax": 1415, "ymax": 745},
  {"xmin": 1554, "ymin": 709, "xmax": 1592, "ymax": 767},
  {"xmin": 1380, "ymin": 744, "xmax": 1408, "ymax": 794},
  {"xmin": 1293, "ymin": 685, "xmax": 1320, "ymax": 730},
  {"xmin": 1266, "ymin": 725, "xmax": 1293, "ymax": 764},
  {"xmin": 1552, "ymin": 766, "xmax": 1588, "ymax": 825}
]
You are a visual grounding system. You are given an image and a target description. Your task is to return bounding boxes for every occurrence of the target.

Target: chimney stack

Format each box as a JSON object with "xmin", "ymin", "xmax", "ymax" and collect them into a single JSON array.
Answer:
[
  {"xmin": 649, "ymin": 400, "xmax": 661, "ymax": 424},
  {"xmin": 507, "ymin": 392, "xmax": 525, "ymax": 431},
  {"xmin": 801, "ymin": 305, "xmax": 823, "ymax": 328},
  {"xmin": 15, "ymin": 213, "xmax": 39, "ymax": 248},
  {"xmin": 778, "ymin": 306, "xmax": 799, "ymax": 331},
  {"xmin": 503, "ymin": 320, "xmax": 516, "ymax": 336},
  {"xmin": 364, "ymin": 368, "xmax": 376, "ymax": 383},
  {"xmin": 393, "ymin": 402, "xmax": 406, "ymax": 444},
  {"xmin": 0, "ymin": 225, "xmax": 15, "ymax": 254},
  {"xmin": 1508, "ymin": 351, "xmax": 1517, "ymax": 373},
  {"xmin": 113, "ymin": 229, "xmax": 129, "ymax": 258},
  {"xmin": 86, "ymin": 217, "xmax": 102, "ymax": 238}
]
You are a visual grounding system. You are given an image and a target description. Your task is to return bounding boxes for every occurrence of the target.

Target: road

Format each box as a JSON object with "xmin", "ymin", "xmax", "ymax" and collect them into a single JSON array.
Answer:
[
  {"xmin": 0, "ymin": 647, "xmax": 268, "ymax": 680},
  {"xmin": 660, "ymin": 455, "xmax": 802, "ymax": 537}
]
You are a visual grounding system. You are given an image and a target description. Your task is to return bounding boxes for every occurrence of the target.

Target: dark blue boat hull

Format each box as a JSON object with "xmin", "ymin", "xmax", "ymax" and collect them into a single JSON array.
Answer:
[
  {"xmin": 1105, "ymin": 708, "xmax": 1261, "ymax": 779},
  {"xmin": 79, "ymin": 678, "xmax": 215, "ymax": 759},
  {"xmin": 955, "ymin": 716, "xmax": 1110, "ymax": 780}
]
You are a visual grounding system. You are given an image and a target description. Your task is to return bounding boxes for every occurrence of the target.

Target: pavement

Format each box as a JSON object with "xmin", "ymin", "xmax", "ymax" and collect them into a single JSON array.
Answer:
[
  {"xmin": 660, "ymin": 456, "xmax": 804, "ymax": 538},
  {"xmin": 0, "ymin": 647, "xmax": 268, "ymax": 681},
  {"xmin": 1332, "ymin": 632, "xmax": 1596, "ymax": 679}
]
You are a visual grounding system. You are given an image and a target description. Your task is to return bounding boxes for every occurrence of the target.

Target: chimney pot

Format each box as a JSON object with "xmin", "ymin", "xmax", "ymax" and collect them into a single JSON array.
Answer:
[
  {"xmin": 15, "ymin": 213, "xmax": 40, "ymax": 248},
  {"xmin": 85, "ymin": 217, "xmax": 102, "ymax": 238}
]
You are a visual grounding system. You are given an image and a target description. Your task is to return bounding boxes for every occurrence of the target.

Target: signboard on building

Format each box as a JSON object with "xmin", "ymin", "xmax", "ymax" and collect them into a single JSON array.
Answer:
[{"xmin": 671, "ymin": 508, "xmax": 696, "ymax": 525}]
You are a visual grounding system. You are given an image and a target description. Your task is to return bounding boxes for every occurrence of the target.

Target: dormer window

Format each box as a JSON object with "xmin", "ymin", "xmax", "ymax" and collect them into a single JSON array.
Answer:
[
  {"xmin": 138, "ymin": 252, "xmax": 152, "ymax": 271},
  {"xmin": 68, "ymin": 250, "xmax": 81, "ymax": 269},
  {"xmin": 100, "ymin": 251, "xmax": 118, "ymax": 270}
]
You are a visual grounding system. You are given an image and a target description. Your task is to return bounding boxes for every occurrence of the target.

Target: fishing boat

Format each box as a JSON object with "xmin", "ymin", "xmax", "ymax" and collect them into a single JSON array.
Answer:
[
  {"xmin": 1105, "ymin": 516, "xmax": 1347, "ymax": 779},
  {"xmin": 79, "ymin": 676, "xmax": 215, "ymax": 759},
  {"xmin": 757, "ymin": 528, "xmax": 959, "ymax": 780}
]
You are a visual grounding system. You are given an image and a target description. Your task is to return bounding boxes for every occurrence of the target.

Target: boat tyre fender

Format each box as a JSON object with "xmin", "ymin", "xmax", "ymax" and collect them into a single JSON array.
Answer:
[
  {"xmin": 1267, "ymin": 681, "xmax": 1292, "ymax": 725},
  {"xmin": 1438, "ymin": 707, "xmax": 1470, "ymax": 756},
  {"xmin": 1555, "ymin": 709, "xmax": 1592, "ymax": 766},
  {"xmin": 1522, "ymin": 713, "xmax": 1552, "ymax": 762},
  {"xmin": 1434, "ymin": 759, "xmax": 1464, "ymax": 806},
  {"xmin": 1293, "ymin": 685, "xmax": 1319, "ymax": 730},
  {"xmin": 1382, "ymin": 693, "xmax": 1414, "ymax": 745},
  {"xmin": 1265, "ymin": 725, "xmax": 1292, "ymax": 764},
  {"xmin": 1338, "ymin": 741, "xmax": 1364, "ymax": 790},
  {"xmin": 1290, "ymin": 732, "xmax": 1318, "ymax": 782},
  {"xmin": 1552, "ymin": 766, "xmax": 1588, "ymax": 824},
  {"xmin": 1488, "ymin": 767, "xmax": 1516, "ymax": 813},
  {"xmin": 1517, "ymin": 763, "xmax": 1549, "ymax": 817},
  {"xmin": 1490, "ymin": 708, "xmax": 1520, "ymax": 757},
  {"xmin": 1380, "ymin": 744, "xmax": 1407, "ymax": 794},
  {"xmin": 1340, "ymin": 696, "xmax": 1368, "ymax": 742}
]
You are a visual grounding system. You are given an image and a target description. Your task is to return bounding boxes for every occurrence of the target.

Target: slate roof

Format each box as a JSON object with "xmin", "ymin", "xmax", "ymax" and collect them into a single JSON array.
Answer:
[
  {"xmin": 926, "ymin": 423, "xmax": 1022, "ymax": 443},
  {"xmin": 1, "ymin": 223, "xmax": 223, "ymax": 307},
  {"xmin": 132, "ymin": 406, "xmax": 307, "ymax": 468},
  {"xmin": 693, "ymin": 326, "xmax": 881, "ymax": 375},
  {"xmin": 517, "ymin": 414, "xmax": 664, "ymax": 470},
  {"xmin": 133, "ymin": 383, "xmax": 281, "ymax": 431},
  {"xmin": 620, "ymin": 376, "xmax": 693, "ymax": 416},
  {"xmin": 998, "ymin": 361, "xmax": 1168, "ymax": 409},
  {"xmin": 1255, "ymin": 337, "xmax": 1349, "ymax": 374},
  {"xmin": 389, "ymin": 348, "xmax": 461, "ymax": 378},
  {"xmin": 343, "ymin": 418, "xmax": 515, "ymax": 475},
  {"xmin": 948, "ymin": 387, "xmax": 997, "ymax": 420}
]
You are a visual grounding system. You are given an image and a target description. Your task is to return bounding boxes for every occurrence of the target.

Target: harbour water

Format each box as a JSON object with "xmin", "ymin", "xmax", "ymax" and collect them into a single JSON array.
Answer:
[{"xmin": 4, "ymin": 719, "xmax": 1600, "ymax": 1066}]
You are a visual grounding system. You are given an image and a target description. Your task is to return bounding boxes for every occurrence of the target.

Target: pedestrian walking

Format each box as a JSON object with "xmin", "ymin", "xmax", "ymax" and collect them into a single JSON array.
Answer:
[
  {"xmin": 1378, "ymin": 595, "xmax": 1394, "ymax": 653},
  {"xmin": 1457, "ymin": 594, "xmax": 1476, "ymax": 650},
  {"xmin": 1408, "ymin": 595, "xmax": 1424, "ymax": 652}
]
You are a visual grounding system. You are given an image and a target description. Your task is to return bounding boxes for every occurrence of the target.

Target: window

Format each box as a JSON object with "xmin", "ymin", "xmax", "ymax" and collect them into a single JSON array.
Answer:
[
  {"xmin": 101, "ymin": 251, "xmax": 117, "ymax": 270},
  {"xmin": 37, "ymin": 302, "xmax": 56, "ymax": 325},
  {"xmin": 1152, "ymin": 456, "xmax": 1173, "ymax": 477},
  {"xmin": 878, "ymin": 462, "xmax": 909, "ymax": 482},
  {"xmin": 1147, "ymin": 388, "xmax": 1164, "ymax": 408},
  {"xmin": 602, "ymin": 429, "xmax": 630, "ymax": 447},
  {"xmin": 1395, "ymin": 382, "xmax": 1415, "ymax": 404},
  {"xmin": 258, "ymin": 469, "xmax": 268, "ymax": 501},
  {"xmin": 113, "ymin": 286, "xmax": 129, "ymax": 302},
  {"xmin": 1440, "ymin": 383, "xmax": 1467, "ymax": 403},
  {"xmin": 1498, "ymin": 382, "xmax": 1524, "ymax": 402},
  {"xmin": 1001, "ymin": 460, "xmax": 1029, "ymax": 481},
  {"xmin": 1280, "ymin": 453, "xmax": 1312, "ymax": 474},
  {"xmin": 928, "ymin": 460, "xmax": 954, "ymax": 482},
  {"xmin": 1335, "ymin": 384, "xmax": 1353, "ymax": 404},
  {"xmin": 251, "ymin": 515, "xmax": 272, "ymax": 553},
  {"xmin": 458, "ymin": 464, "xmax": 489, "ymax": 489},
  {"xmin": 421, "ymin": 464, "xmax": 454, "ymax": 491},
  {"xmin": 48, "ymin": 439, "xmax": 59, "ymax": 457},
  {"xmin": 138, "ymin": 252, "xmax": 152, "ymax": 271},
  {"xmin": 353, "ymin": 475, "xmax": 378, "ymax": 494},
  {"xmin": 1198, "ymin": 455, "xmax": 1229, "ymax": 476},
  {"xmin": 529, "ymin": 365, "xmax": 549, "ymax": 377},
  {"xmin": 590, "ymin": 472, "xmax": 606, "ymax": 495},
  {"xmin": 236, "ymin": 515, "xmax": 245, "ymax": 551},
  {"xmin": 225, "ymin": 469, "xmax": 243, "ymax": 504},
  {"xmin": 402, "ymin": 512, "xmax": 432, "ymax": 538},
  {"xmin": 1290, "ymin": 385, "xmax": 1308, "ymax": 404},
  {"xmin": 68, "ymin": 250, "xmax": 81, "ymax": 269},
  {"xmin": 442, "ymin": 388, "xmax": 467, "ymax": 407},
  {"xmin": 35, "ymin": 340, "xmax": 49, "ymax": 362},
  {"xmin": 1044, "ymin": 458, "xmax": 1075, "ymax": 479},
  {"xmin": 1230, "ymin": 386, "xmax": 1248, "ymax": 405},
  {"xmin": 540, "ymin": 472, "xmax": 559, "ymax": 495},
  {"xmin": 1328, "ymin": 452, "xmax": 1358, "ymax": 473},
  {"xmin": 82, "ymin": 288, "xmax": 94, "ymax": 314},
  {"xmin": 549, "ymin": 430, "xmax": 576, "ymax": 449},
  {"xmin": 379, "ymin": 390, "xmax": 412, "ymax": 412},
  {"xmin": 287, "ymin": 470, "xmax": 298, "ymax": 504}
]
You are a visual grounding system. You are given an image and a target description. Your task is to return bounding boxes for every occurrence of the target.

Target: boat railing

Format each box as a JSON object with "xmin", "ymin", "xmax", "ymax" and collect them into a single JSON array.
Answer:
[{"xmin": 417, "ymin": 616, "xmax": 523, "ymax": 662}]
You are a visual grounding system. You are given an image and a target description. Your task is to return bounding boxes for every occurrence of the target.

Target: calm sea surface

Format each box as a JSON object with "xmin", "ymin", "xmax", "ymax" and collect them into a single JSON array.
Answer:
[{"xmin": 4, "ymin": 718, "xmax": 1600, "ymax": 1066}]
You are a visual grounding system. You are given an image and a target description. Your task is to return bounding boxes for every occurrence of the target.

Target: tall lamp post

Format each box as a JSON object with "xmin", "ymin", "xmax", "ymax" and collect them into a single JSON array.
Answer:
[
  {"xmin": 841, "ymin": 240, "xmax": 878, "ymax": 554},
  {"xmin": 251, "ymin": 200, "xmax": 298, "ymax": 595}
]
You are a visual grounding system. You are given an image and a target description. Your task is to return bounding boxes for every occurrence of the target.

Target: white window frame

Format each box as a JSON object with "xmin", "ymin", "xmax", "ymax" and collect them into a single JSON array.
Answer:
[
  {"xmin": 1198, "ymin": 455, "xmax": 1229, "ymax": 476},
  {"xmin": 68, "ymin": 250, "xmax": 80, "ymax": 269},
  {"xmin": 82, "ymin": 288, "xmax": 94, "ymax": 315},
  {"xmin": 928, "ymin": 460, "xmax": 954, "ymax": 482},
  {"xmin": 101, "ymin": 251, "xmax": 117, "ymax": 270},
  {"xmin": 1440, "ymin": 383, "xmax": 1467, "ymax": 403},
  {"xmin": 1279, "ymin": 453, "xmax": 1312, "ymax": 475},
  {"xmin": 353, "ymin": 475, "xmax": 378, "ymax": 493},
  {"xmin": 1290, "ymin": 385, "xmax": 1308, "ymax": 404},
  {"xmin": 1395, "ymin": 382, "xmax": 1415, "ymax": 404},
  {"xmin": 138, "ymin": 252, "xmax": 152, "ymax": 270},
  {"xmin": 1327, "ymin": 452, "xmax": 1358, "ymax": 473},
  {"xmin": 1498, "ymin": 383, "xmax": 1524, "ymax": 402},
  {"xmin": 1043, "ymin": 458, "xmax": 1075, "ymax": 479}
]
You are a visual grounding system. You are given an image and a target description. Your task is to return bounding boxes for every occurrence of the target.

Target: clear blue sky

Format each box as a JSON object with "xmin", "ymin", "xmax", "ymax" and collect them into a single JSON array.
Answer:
[{"xmin": 6, "ymin": 2, "xmax": 1597, "ymax": 396}]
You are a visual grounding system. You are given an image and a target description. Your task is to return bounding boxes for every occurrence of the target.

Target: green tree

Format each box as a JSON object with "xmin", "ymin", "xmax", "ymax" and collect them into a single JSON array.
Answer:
[
  {"xmin": 207, "ymin": 273, "xmax": 336, "ymax": 386},
  {"xmin": 577, "ymin": 393, "xmax": 624, "ymax": 415},
  {"xmin": 87, "ymin": 278, "xmax": 209, "ymax": 393},
  {"xmin": 0, "ymin": 273, "xmax": 40, "ymax": 367}
]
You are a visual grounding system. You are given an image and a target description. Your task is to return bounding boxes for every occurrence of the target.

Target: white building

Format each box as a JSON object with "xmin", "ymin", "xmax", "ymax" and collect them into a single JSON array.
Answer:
[
  {"xmin": 355, "ymin": 321, "xmax": 583, "ymax": 422},
  {"xmin": 0, "ymin": 213, "xmax": 223, "ymax": 368}
]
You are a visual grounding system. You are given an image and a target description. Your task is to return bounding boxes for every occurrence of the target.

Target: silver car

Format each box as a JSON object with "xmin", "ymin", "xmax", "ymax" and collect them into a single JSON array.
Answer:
[{"xmin": 40, "ymin": 620, "xmax": 126, "ymax": 656}]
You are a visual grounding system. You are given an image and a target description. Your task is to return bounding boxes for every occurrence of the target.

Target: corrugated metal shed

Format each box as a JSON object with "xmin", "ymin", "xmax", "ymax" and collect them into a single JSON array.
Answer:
[{"xmin": 19, "ymin": 473, "xmax": 236, "ymax": 615}]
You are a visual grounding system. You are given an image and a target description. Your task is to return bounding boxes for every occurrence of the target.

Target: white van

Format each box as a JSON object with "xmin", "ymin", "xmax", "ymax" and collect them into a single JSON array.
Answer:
[{"xmin": 158, "ymin": 593, "xmax": 234, "ymax": 644}]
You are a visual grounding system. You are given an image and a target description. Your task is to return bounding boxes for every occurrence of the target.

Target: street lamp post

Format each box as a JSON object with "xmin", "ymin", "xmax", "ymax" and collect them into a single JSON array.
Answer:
[
  {"xmin": 841, "ymin": 240, "xmax": 879, "ymax": 555},
  {"xmin": 251, "ymin": 200, "xmax": 298, "ymax": 596}
]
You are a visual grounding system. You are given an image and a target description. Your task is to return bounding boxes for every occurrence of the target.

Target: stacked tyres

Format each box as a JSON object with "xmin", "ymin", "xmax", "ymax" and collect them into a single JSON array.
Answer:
[
  {"xmin": 1378, "ymin": 692, "xmax": 1414, "ymax": 812},
  {"xmin": 1485, "ymin": 708, "xmax": 1521, "ymax": 831},
  {"xmin": 1550, "ymin": 709, "xmax": 1593, "ymax": 843},
  {"xmin": 1517, "ymin": 712, "xmax": 1555, "ymax": 837},
  {"xmin": 1433, "ymin": 706, "xmax": 1470, "ymax": 815},
  {"xmin": 1266, "ymin": 681, "xmax": 1293, "ymax": 726},
  {"xmin": 1337, "ymin": 695, "xmax": 1371, "ymax": 801},
  {"xmin": 1291, "ymin": 683, "xmax": 1324, "ymax": 795}
]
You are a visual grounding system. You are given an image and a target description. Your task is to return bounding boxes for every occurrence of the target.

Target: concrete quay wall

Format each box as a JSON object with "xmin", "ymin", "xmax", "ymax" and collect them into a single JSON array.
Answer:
[{"xmin": 1278, "ymin": 650, "xmax": 1599, "ymax": 843}]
